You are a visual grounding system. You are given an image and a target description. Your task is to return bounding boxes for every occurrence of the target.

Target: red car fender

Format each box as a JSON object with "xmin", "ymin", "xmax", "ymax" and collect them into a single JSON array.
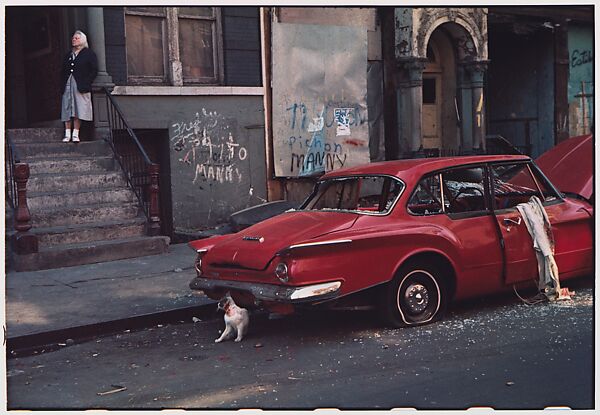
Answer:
[{"xmin": 391, "ymin": 247, "xmax": 459, "ymax": 286}]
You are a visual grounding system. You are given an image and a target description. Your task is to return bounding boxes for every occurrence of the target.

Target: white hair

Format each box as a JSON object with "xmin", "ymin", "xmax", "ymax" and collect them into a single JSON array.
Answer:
[{"xmin": 73, "ymin": 30, "xmax": 89, "ymax": 48}]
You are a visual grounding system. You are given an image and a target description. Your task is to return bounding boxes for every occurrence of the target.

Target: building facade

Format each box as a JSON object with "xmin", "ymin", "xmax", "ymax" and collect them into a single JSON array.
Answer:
[{"xmin": 5, "ymin": 6, "xmax": 594, "ymax": 238}]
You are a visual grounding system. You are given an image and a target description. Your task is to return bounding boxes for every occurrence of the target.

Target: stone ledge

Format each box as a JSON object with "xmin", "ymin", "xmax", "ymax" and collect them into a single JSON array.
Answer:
[{"xmin": 112, "ymin": 86, "xmax": 264, "ymax": 96}]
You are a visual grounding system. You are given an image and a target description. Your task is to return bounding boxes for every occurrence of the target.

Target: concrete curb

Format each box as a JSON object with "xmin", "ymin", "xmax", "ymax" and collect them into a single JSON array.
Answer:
[{"xmin": 7, "ymin": 301, "xmax": 218, "ymax": 358}]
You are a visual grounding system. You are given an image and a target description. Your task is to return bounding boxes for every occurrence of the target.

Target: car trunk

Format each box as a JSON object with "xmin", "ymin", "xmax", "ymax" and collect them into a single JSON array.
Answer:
[{"xmin": 205, "ymin": 210, "xmax": 358, "ymax": 270}]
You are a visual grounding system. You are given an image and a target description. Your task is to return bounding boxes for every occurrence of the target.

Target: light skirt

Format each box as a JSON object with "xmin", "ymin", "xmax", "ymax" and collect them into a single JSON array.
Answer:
[{"xmin": 61, "ymin": 75, "xmax": 93, "ymax": 121}]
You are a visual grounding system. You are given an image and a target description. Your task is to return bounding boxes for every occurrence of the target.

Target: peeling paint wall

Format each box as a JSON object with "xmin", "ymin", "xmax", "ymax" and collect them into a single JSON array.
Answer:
[
  {"xmin": 113, "ymin": 95, "xmax": 266, "ymax": 232},
  {"xmin": 271, "ymin": 21, "xmax": 369, "ymax": 177},
  {"xmin": 568, "ymin": 24, "xmax": 594, "ymax": 136},
  {"xmin": 270, "ymin": 7, "xmax": 384, "ymax": 204}
]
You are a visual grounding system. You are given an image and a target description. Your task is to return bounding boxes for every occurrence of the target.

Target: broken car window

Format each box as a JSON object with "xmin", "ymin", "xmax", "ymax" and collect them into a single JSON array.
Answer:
[
  {"xmin": 303, "ymin": 176, "xmax": 404, "ymax": 215},
  {"xmin": 491, "ymin": 163, "xmax": 545, "ymax": 210},
  {"xmin": 408, "ymin": 174, "xmax": 443, "ymax": 215},
  {"xmin": 442, "ymin": 167, "xmax": 487, "ymax": 214}
]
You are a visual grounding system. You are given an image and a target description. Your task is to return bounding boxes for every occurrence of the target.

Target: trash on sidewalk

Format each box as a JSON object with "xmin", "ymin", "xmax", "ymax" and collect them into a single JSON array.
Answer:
[
  {"xmin": 557, "ymin": 287, "xmax": 575, "ymax": 300},
  {"xmin": 192, "ymin": 317, "xmax": 202, "ymax": 323},
  {"xmin": 97, "ymin": 385, "xmax": 127, "ymax": 396}
]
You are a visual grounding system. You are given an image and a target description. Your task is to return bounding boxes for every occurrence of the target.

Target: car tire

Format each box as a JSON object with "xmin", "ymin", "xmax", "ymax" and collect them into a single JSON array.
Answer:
[{"xmin": 380, "ymin": 259, "xmax": 448, "ymax": 328}]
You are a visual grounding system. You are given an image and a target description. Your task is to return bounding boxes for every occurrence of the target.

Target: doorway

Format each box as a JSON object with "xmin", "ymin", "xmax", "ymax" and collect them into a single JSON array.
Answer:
[
  {"xmin": 6, "ymin": 7, "xmax": 67, "ymax": 127},
  {"xmin": 423, "ymin": 26, "xmax": 460, "ymax": 155}
]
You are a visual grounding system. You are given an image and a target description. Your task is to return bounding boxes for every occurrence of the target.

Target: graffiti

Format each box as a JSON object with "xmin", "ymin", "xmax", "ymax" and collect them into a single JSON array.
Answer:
[
  {"xmin": 571, "ymin": 49, "xmax": 593, "ymax": 68},
  {"xmin": 281, "ymin": 100, "xmax": 367, "ymax": 176},
  {"xmin": 334, "ymin": 108, "xmax": 353, "ymax": 136},
  {"xmin": 285, "ymin": 102, "xmax": 366, "ymax": 132},
  {"xmin": 171, "ymin": 110, "xmax": 247, "ymax": 185},
  {"xmin": 291, "ymin": 152, "xmax": 347, "ymax": 174}
]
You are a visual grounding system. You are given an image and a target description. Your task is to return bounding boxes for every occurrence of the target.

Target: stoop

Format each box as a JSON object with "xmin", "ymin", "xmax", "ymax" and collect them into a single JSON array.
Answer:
[{"xmin": 6, "ymin": 128, "xmax": 170, "ymax": 272}]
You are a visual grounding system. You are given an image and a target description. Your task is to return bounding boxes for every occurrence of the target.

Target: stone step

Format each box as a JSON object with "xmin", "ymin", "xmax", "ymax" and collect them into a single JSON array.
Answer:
[
  {"xmin": 28, "ymin": 156, "xmax": 117, "ymax": 175},
  {"xmin": 31, "ymin": 202, "xmax": 141, "ymax": 228},
  {"xmin": 16, "ymin": 140, "xmax": 112, "ymax": 159},
  {"xmin": 28, "ymin": 171, "xmax": 127, "ymax": 193},
  {"xmin": 10, "ymin": 235, "xmax": 171, "ymax": 272},
  {"xmin": 31, "ymin": 217, "xmax": 147, "ymax": 246},
  {"xmin": 7, "ymin": 128, "xmax": 66, "ymax": 144},
  {"xmin": 28, "ymin": 188, "xmax": 137, "ymax": 211}
]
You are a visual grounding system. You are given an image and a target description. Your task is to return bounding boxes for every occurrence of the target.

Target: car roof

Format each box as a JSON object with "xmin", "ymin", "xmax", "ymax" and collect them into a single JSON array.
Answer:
[{"xmin": 321, "ymin": 155, "xmax": 531, "ymax": 180}]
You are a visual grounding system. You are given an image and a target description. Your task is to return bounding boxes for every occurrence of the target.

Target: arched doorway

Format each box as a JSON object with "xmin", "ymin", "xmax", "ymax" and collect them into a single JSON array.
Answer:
[
  {"xmin": 392, "ymin": 9, "xmax": 488, "ymax": 158},
  {"xmin": 422, "ymin": 27, "xmax": 460, "ymax": 155}
]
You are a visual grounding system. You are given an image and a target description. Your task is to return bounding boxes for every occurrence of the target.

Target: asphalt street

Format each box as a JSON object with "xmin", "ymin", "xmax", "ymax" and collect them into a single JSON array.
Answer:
[{"xmin": 7, "ymin": 277, "xmax": 594, "ymax": 410}]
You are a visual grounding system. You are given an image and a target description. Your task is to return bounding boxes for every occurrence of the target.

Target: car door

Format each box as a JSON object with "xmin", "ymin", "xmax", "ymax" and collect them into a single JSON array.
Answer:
[
  {"xmin": 490, "ymin": 161, "xmax": 570, "ymax": 286},
  {"xmin": 438, "ymin": 165, "xmax": 504, "ymax": 297}
]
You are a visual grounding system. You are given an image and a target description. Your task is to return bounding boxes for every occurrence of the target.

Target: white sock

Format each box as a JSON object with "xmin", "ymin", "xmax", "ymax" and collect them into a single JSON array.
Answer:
[
  {"xmin": 72, "ymin": 129, "xmax": 80, "ymax": 138},
  {"xmin": 64, "ymin": 130, "xmax": 71, "ymax": 138}
]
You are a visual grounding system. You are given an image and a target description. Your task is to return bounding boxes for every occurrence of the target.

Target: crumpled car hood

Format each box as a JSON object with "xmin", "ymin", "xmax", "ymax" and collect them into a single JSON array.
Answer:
[
  {"xmin": 535, "ymin": 134, "xmax": 593, "ymax": 201},
  {"xmin": 205, "ymin": 210, "xmax": 358, "ymax": 270}
]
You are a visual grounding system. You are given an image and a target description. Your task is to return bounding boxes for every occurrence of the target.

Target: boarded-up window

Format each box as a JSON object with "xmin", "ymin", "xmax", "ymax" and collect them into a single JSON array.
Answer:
[
  {"xmin": 179, "ymin": 18, "xmax": 215, "ymax": 81},
  {"xmin": 125, "ymin": 9, "xmax": 166, "ymax": 82},
  {"xmin": 125, "ymin": 7, "xmax": 221, "ymax": 85}
]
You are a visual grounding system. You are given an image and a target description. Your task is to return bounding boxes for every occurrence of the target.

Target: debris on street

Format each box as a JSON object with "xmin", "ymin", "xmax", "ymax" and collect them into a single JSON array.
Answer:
[{"xmin": 97, "ymin": 385, "xmax": 127, "ymax": 396}]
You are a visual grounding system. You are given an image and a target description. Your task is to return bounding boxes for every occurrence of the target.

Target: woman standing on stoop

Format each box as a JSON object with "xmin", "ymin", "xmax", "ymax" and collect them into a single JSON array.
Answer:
[{"xmin": 60, "ymin": 30, "xmax": 98, "ymax": 143}]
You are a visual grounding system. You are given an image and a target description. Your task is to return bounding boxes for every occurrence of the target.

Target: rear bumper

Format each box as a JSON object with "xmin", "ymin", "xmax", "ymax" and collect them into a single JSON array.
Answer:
[{"xmin": 189, "ymin": 277, "xmax": 342, "ymax": 303}]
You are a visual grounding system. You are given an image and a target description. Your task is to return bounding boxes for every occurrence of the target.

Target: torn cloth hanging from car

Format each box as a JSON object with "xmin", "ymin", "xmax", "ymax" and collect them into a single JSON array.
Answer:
[{"xmin": 516, "ymin": 196, "xmax": 569, "ymax": 301}]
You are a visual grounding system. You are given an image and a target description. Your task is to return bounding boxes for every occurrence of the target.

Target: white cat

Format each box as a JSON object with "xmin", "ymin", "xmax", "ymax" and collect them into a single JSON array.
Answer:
[{"xmin": 215, "ymin": 293, "xmax": 249, "ymax": 343}]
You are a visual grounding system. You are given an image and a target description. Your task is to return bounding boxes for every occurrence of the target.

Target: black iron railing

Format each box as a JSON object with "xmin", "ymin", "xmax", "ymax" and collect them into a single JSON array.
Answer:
[
  {"xmin": 5, "ymin": 135, "xmax": 19, "ymax": 209},
  {"xmin": 104, "ymin": 88, "xmax": 160, "ymax": 236},
  {"xmin": 5, "ymin": 135, "xmax": 38, "ymax": 254}
]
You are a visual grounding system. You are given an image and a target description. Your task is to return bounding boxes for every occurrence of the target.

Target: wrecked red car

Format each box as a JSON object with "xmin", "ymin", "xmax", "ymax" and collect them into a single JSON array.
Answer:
[{"xmin": 189, "ymin": 141, "xmax": 593, "ymax": 327}]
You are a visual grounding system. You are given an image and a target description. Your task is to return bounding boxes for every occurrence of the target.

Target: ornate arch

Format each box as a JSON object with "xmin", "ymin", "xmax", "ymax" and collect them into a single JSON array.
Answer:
[{"xmin": 416, "ymin": 10, "xmax": 487, "ymax": 62}]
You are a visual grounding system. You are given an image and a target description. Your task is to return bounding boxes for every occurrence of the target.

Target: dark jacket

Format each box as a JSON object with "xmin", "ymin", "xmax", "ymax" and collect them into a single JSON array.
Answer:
[{"xmin": 60, "ymin": 47, "xmax": 98, "ymax": 94}]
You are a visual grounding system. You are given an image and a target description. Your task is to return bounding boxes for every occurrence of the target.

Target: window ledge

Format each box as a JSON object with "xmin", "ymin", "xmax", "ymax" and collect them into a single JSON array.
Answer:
[{"xmin": 111, "ymin": 86, "xmax": 264, "ymax": 96}]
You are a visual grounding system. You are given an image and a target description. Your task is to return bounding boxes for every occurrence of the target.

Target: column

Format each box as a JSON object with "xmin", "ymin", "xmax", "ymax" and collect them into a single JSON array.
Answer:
[
  {"xmin": 457, "ymin": 64, "xmax": 473, "ymax": 154},
  {"xmin": 400, "ymin": 59, "xmax": 427, "ymax": 158},
  {"xmin": 465, "ymin": 60, "xmax": 488, "ymax": 153},
  {"xmin": 87, "ymin": 7, "xmax": 113, "ymax": 85},
  {"xmin": 87, "ymin": 7, "xmax": 114, "ymax": 139}
]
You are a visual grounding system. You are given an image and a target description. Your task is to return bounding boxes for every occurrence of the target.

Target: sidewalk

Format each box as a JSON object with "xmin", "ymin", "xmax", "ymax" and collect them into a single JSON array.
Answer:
[{"xmin": 5, "ymin": 243, "xmax": 214, "ymax": 339}]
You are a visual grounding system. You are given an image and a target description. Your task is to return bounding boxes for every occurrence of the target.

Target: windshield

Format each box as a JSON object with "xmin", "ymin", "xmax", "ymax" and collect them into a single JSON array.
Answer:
[{"xmin": 301, "ymin": 175, "xmax": 405, "ymax": 215}]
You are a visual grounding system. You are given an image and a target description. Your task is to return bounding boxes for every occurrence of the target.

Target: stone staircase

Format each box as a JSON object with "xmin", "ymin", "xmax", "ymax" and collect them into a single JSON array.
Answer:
[{"xmin": 6, "ymin": 127, "xmax": 170, "ymax": 271}]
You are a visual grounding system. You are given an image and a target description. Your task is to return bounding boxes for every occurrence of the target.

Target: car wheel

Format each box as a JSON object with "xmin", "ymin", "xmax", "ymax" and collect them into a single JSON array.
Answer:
[{"xmin": 381, "ymin": 260, "xmax": 448, "ymax": 328}]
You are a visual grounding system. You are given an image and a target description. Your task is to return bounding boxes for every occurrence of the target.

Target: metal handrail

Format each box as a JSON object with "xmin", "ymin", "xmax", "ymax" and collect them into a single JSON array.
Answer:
[
  {"xmin": 5, "ymin": 135, "xmax": 21, "ymax": 209},
  {"xmin": 104, "ymin": 88, "xmax": 161, "ymax": 235}
]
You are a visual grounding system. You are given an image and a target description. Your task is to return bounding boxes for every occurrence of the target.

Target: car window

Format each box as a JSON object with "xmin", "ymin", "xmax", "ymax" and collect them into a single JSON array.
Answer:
[
  {"xmin": 529, "ymin": 164, "xmax": 561, "ymax": 202},
  {"xmin": 303, "ymin": 176, "xmax": 404, "ymax": 215},
  {"xmin": 408, "ymin": 174, "xmax": 443, "ymax": 215},
  {"xmin": 491, "ymin": 163, "xmax": 545, "ymax": 209},
  {"xmin": 442, "ymin": 167, "xmax": 487, "ymax": 214}
]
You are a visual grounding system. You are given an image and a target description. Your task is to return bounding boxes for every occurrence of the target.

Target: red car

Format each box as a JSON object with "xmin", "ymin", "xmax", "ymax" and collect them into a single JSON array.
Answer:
[{"xmin": 189, "ymin": 136, "xmax": 593, "ymax": 327}]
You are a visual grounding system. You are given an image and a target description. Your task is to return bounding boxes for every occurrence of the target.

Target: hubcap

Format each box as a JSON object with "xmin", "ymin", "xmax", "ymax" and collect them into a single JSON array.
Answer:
[{"xmin": 404, "ymin": 283, "xmax": 429, "ymax": 314}]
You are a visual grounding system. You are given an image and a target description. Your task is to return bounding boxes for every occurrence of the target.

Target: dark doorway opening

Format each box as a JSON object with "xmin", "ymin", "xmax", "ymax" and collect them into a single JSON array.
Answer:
[{"xmin": 134, "ymin": 129, "xmax": 174, "ymax": 239}]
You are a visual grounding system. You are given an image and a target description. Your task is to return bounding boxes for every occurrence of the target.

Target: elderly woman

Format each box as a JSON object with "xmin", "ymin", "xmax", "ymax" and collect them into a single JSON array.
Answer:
[{"xmin": 60, "ymin": 30, "xmax": 98, "ymax": 143}]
